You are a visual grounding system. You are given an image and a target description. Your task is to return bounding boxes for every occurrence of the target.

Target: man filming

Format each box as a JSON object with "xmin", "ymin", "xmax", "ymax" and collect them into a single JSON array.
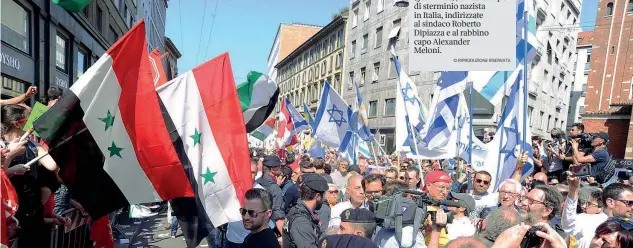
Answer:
[
  {"xmin": 554, "ymin": 123, "xmax": 592, "ymax": 173},
  {"xmin": 570, "ymin": 131, "xmax": 612, "ymax": 183},
  {"xmin": 545, "ymin": 128, "xmax": 566, "ymax": 182}
]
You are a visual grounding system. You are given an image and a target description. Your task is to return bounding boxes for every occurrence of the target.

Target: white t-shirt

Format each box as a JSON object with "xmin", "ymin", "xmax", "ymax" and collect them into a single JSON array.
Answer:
[
  {"xmin": 373, "ymin": 226, "xmax": 427, "ymax": 248},
  {"xmin": 446, "ymin": 217, "xmax": 476, "ymax": 241},
  {"xmin": 328, "ymin": 200, "xmax": 367, "ymax": 228}
]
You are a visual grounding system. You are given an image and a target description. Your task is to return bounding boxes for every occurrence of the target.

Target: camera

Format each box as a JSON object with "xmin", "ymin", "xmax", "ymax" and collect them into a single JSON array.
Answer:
[
  {"xmin": 520, "ymin": 226, "xmax": 546, "ymax": 248},
  {"xmin": 571, "ymin": 133, "xmax": 593, "ymax": 149},
  {"xmin": 373, "ymin": 189, "xmax": 461, "ymax": 228}
]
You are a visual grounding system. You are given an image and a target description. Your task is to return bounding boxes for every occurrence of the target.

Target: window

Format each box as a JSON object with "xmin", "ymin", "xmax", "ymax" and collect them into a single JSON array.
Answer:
[
  {"xmin": 373, "ymin": 62, "xmax": 380, "ymax": 82},
  {"xmin": 362, "ymin": 34, "xmax": 368, "ymax": 53},
  {"xmin": 377, "ymin": 0, "xmax": 384, "ymax": 13},
  {"xmin": 336, "ymin": 53, "xmax": 342, "ymax": 68},
  {"xmin": 330, "ymin": 35, "xmax": 336, "ymax": 53},
  {"xmin": 96, "ymin": 6, "xmax": 103, "ymax": 31},
  {"xmin": 349, "ymin": 71, "xmax": 355, "ymax": 89},
  {"xmin": 364, "ymin": 1, "xmax": 370, "ymax": 21},
  {"xmin": 540, "ymin": 111, "xmax": 545, "ymax": 130},
  {"xmin": 369, "ymin": 101, "xmax": 378, "ymax": 117},
  {"xmin": 360, "ymin": 67, "xmax": 366, "ymax": 86},
  {"xmin": 329, "ymin": 56, "xmax": 333, "ymax": 72},
  {"xmin": 528, "ymin": 106, "xmax": 534, "ymax": 127},
  {"xmin": 579, "ymin": 106, "xmax": 585, "ymax": 114},
  {"xmin": 388, "ymin": 57, "xmax": 398, "ymax": 78},
  {"xmin": 606, "ymin": 2, "xmax": 614, "ymax": 16},
  {"xmin": 338, "ymin": 29, "xmax": 344, "ymax": 48},
  {"xmin": 77, "ymin": 48, "xmax": 88, "ymax": 78},
  {"xmin": 547, "ymin": 115, "xmax": 552, "ymax": 131},
  {"xmin": 611, "ymin": 45, "xmax": 616, "ymax": 55},
  {"xmin": 322, "ymin": 61, "xmax": 326, "ymax": 75},
  {"xmin": 555, "ymin": 118, "xmax": 559, "ymax": 128},
  {"xmin": 352, "ymin": 8, "xmax": 359, "ymax": 27},
  {"xmin": 322, "ymin": 41, "xmax": 328, "ymax": 56},
  {"xmin": 1, "ymin": 0, "xmax": 30, "ymax": 53},
  {"xmin": 351, "ymin": 40, "xmax": 356, "ymax": 59},
  {"xmin": 128, "ymin": 11, "xmax": 134, "ymax": 27},
  {"xmin": 334, "ymin": 75, "xmax": 340, "ymax": 92},
  {"xmin": 375, "ymin": 27, "xmax": 383, "ymax": 48},
  {"xmin": 629, "ymin": 0, "xmax": 633, "ymax": 12},
  {"xmin": 384, "ymin": 98, "xmax": 396, "ymax": 116},
  {"xmin": 109, "ymin": 26, "xmax": 118, "ymax": 44},
  {"xmin": 55, "ymin": 33, "xmax": 68, "ymax": 72},
  {"xmin": 389, "ymin": 19, "xmax": 401, "ymax": 41}
]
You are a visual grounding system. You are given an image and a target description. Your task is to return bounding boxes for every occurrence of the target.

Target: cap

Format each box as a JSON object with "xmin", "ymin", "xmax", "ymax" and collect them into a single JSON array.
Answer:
[
  {"xmin": 262, "ymin": 155, "xmax": 282, "ymax": 168},
  {"xmin": 425, "ymin": 170, "xmax": 451, "ymax": 184},
  {"xmin": 318, "ymin": 234, "xmax": 378, "ymax": 248},
  {"xmin": 340, "ymin": 208, "xmax": 376, "ymax": 223},
  {"xmin": 449, "ymin": 192, "xmax": 476, "ymax": 215},
  {"xmin": 347, "ymin": 164, "xmax": 361, "ymax": 174},
  {"xmin": 593, "ymin": 131, "xmax": 609, "ymax": 143},
  {"xmin": 302, "ymin": 174, "xmax": 328, "ymax": 192}
]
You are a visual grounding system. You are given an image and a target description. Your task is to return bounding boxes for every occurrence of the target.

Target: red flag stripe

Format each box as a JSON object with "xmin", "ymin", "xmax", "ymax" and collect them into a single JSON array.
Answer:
[
  {"xmin": 108, "ymin": 20, "xmax": 194, "ymax": 200},
  {"xmin": 191, "ymin": 53, "xmax": 252, "ymax": 206}
]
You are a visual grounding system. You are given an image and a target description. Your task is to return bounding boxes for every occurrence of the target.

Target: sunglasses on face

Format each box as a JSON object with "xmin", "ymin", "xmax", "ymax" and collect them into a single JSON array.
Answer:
[
  {"xmin": 239, "ymin": 208, "xmax": 266, "ymax": 217},
  {"xmin": 475, "ymin": 179, "xmax": 490, "ymax": 185},
  {"xmin": 616, "ymin": 199, "xmax": 633, "ymax": 207},
  {"xmin": 328, "ymin": 190, "xmax": 339, "ymax": 194}
]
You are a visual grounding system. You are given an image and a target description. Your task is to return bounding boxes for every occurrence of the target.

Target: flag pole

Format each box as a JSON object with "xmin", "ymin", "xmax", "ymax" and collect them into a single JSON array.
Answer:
[
  {"xmin": 372, "ymin": 135, "xmax": 394, "ymax": 167},
  {"xmin": 23, "ymin": 127, "xmax": 89, "ymax": 168},
  {"xmin": 467, "ymin": 84, "xmax": 474, "ymax": 193},
  {"xmin": 522, "ymin": 9, "xmax": 529, "ymax": 154}
]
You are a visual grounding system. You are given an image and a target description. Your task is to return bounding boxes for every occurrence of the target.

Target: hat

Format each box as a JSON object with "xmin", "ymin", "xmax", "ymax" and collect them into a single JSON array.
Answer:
[
  {"xmin": 318, "ymin": 234, "xmax": 378, "ymax": 248},
  {"xmin": 425, "ymin": 170, "xmax": 451, "ymax": 184},
  {"xmin": 347, "ymin": 164, "xmax": 361, "ymax": 174},
  {"xmin": 262, "ymin": 155, "xmax": 282, "ymax": 168},
  {"xmin": 593, "ymin": 131, "xmax": 609, "ymax": 143},
  {"xmin": 302, "ymin": 174, "xmax": 328, "ymax": 192},
  {"xmin": 340, "ymin": 208, "xmax": 375, "ymax": 223},
  {"xmin": 449, "ymin": 192, "xmax": 476, "ymax": 215}
]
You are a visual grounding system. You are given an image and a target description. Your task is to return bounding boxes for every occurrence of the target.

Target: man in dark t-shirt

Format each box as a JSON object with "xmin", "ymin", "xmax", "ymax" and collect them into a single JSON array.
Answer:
[
  {"xmin": 571, "ymin": 131, "xmax": 610, "ymax": 179},
  {"xmin": 241, "ymin": 188, "xmax": 280, "ymax": 248}
]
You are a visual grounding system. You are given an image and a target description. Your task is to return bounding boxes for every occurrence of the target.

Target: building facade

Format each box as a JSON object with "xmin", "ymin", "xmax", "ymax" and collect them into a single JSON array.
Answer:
[
  {"xmin": 275, "ymin": 16, "xmax": 348, "ymax": 114},
  {"xmin": 1, "ymin": 0, "xmax": 136, "ymax": 102},
  {"xmin": 342, "ymin": 0, "xmax": 436, "ymax": 153},
  {"xmin": 267, "ymin": 23, "xmax": 322, "ymax": 82},
  {"xmin": 582, "ymin": 0, "xmax": 633, "ymax": 159},
  {"xmin": 136, "ymin": 0, "xmax": 167, "ymax": 53},
  {"xmin": 163, "ymin": 36, "xmax": 180, "ymax": 80},
  {"xmin": 567, "ymin": 31, "xmax": 593, "ymax": 129}
]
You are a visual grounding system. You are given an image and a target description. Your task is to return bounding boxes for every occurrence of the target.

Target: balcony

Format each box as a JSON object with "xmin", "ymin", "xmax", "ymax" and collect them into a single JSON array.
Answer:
[
  {"xmin": 534, "ymin": 40, "xmax": 545, "ymax": 59},
  {"xmin": 556, "ymin": 97, "xmax": 566, "ymax": 109}
]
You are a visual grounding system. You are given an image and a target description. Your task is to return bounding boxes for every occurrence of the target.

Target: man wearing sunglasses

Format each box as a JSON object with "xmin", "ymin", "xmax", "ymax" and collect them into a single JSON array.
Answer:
[
  {"xmin": 256, "ymin": 156, "xmax": 287, "ymax": 236},
  {"xmin": 603, "ymin": 183, "xmax": 633, "ymax": 220},
  {"xmin": 452, "ymin": 170, "xmax": 497, "ymax": 218},
  {"xmin": 241, "ymin": 189, "xmax": 280, "ymax": 248}
]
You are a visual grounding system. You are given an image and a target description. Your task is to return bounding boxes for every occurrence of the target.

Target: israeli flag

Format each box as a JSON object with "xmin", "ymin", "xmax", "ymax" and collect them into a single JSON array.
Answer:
[
  {"xmin": 351, "ymin": 81, "xmax": 374, "ymax": 141},
  {"xmin": 392, "ymin": 50, "xmax": 428, "ymax": 134},
  {"xmin": 313, "ymin": 81, "xmax": 353, "ymax": 151},
  {"xmin": 471, "ymin": 0, "xmax": 538, "ymax": 106},
  {"xmin": 358, "ymin": 139, "xmax": 372, "ymax": 159},
  {"xmin": 483, "ymin": 71, "xmax": 534, "ymax": 190},
  {"xmin": 303, "ymin": 103, "xmax": 315, "ymax": 129},
  {"xmin": 285, "ymin": 98, "xmax": 309, "ymax": 134},
  {"xmin": 422, "ymin": 71, "xmax": 470, "ymax": 150}
]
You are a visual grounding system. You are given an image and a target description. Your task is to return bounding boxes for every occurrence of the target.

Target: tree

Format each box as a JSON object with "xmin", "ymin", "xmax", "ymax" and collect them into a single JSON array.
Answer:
[{"xmin": 332, "ymin": 7, "xmax": 349, "ymax": 20}]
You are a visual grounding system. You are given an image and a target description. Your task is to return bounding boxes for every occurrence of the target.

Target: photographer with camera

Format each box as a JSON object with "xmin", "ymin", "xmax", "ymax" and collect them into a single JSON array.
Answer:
[
  {"xmin": 571, "ymin": 131, "xmax": 614, "ymax": 184},
  {"xmin": 490, "ymin": 223, "xmax": 566, "ymax": 248},
  {"xmin": 422, "ymin": 170, "xmax": 452, "ymax": 247},
  {"xmin": 545, "ymin": 128, "xmax": 566, "ymax": 182}
]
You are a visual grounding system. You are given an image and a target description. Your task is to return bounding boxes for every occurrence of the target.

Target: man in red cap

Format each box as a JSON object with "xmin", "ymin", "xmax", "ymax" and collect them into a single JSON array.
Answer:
[{"xmin": 423, "ymin": 170, "xmax": 452, "ymax": 247}]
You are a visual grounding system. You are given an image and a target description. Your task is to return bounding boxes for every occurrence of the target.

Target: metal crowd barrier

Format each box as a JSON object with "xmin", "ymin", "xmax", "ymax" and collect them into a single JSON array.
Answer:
[{"xmin": 49, "ymin": 209, "xmax": 92, "ymax": 248}]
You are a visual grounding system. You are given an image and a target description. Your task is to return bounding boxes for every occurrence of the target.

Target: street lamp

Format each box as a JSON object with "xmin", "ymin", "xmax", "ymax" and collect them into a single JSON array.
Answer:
[{"xmin": 394, "ymin": 0, "xmax": 409, "ymax": 7}]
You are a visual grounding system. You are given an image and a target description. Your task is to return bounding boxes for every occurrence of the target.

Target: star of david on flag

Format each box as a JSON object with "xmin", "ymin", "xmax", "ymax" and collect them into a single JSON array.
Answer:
[
  {"xmin": 482, "ymin": 70, "xmax": 534, "ymax": 190},
  {"xmin": 313, "ymin": 81, "xmax": 353, "ymax": 151}
]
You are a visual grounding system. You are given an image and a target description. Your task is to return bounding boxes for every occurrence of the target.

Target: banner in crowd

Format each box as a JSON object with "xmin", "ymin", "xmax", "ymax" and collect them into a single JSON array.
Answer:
[{"xmin": 237, "ymin": 72, "xmax": 280, "ymax": 133}]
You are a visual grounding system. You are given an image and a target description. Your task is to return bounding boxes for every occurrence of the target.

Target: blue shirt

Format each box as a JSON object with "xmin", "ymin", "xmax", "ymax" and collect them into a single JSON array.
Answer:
[{"xmin": 591, "ymin": 147, "xmax": 609, "ymax": 173}]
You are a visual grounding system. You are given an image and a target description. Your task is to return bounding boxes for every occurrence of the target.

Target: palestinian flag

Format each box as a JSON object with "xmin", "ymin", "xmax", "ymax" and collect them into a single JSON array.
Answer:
[
  {"xmin": 237, "ymin": 71, "xmax": 279, "ymax": 132},
  {"xmin": 33, "ymin": 20, "xmax": 194, "ymax": 220},
  {"xmin": 52, "ymin": 0, "xmax": 91, "ymax": 13},
  {"xmin": 156, "ymin": 53, "xmax": 251, "ymax": 247},
  {"xmin": 251, "ymin": 117, "xmax": 275, "ymax": 141}
]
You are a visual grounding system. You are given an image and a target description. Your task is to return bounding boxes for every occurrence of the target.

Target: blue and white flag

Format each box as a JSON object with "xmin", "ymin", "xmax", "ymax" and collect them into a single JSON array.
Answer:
[
  {"xmin": 284, "ymin": 98, "xmax": 309, "ymax": 134},
  {"xmin": 392, "ymin": 51, "xmax": 428, "ymax": 134},
  {"xmin": 471, "ymin": 0, "xmax": 537, "ymax": 106},
  {"xmin": 303, "ymin": 103, "xmax": 315, "ymax": 129},
  {"xmin": 341, "ymin": 134, "xmax": 358, "ymax": 164},
  {"xmin": 358, "ymin": 139, "xmax": 372, "ymax": 159},
  {"xmin": 303, "ymin": 103, "xmax": 325, "ymax": 158},
  {"xmin": 482, "ymin": 71, "xmax": 534, "ymax": 190},
  {"xmin": 313, "ymin": 81, "xmax": 353, "ymax": 151},
  {"xmin": 351, "ymin": 81, "xmax": 374, "ymax": 141},
  {"xmin": 455, "ymin": 93, "xmax": 488, "ymax": 166},
  {"xmin": 422, "ymin": 71, "xmax": 470, "ymax": 150}
]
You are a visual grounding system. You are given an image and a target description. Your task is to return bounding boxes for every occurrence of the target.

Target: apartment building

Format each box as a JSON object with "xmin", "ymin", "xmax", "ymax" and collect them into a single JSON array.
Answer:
[{"xmin": 267, "ymin": 23, "xmax": 322, "ymax": 82}]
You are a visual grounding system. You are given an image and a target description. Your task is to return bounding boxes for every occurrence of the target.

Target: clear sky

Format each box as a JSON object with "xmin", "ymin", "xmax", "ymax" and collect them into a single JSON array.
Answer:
[
  {"xmin": 165, "ymin": 0, "xmax": 349, "ymax": 83},
  {"xmin": 580, "ymin": 0, "xmax": 598, "ymax": 31}
]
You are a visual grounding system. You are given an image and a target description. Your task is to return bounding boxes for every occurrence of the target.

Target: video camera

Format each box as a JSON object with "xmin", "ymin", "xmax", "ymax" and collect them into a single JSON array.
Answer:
[
  {"xmin": 372, "ymin": 189, "xmax": 462, "ymax": 245},
  {"xmin": 571, "ymin": 132, "xmax": 593, "ymax": 149}
]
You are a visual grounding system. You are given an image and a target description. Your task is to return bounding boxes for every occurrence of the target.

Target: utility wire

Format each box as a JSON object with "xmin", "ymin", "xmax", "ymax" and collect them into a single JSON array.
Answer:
[
  {"xmin": 203, "ymin": 0, "xmax": 220, "ymax": 62},
  {"xmin": 195, "ymin": 0, "xmax": 210, "ymax": 64},
  {"xmin": 178, "ymin": 0, "xmax": 184, "ymax": 49}
]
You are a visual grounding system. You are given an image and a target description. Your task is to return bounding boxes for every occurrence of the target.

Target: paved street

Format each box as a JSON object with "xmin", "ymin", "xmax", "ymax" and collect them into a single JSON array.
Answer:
[{"xmin": 113, "ymin": 211, "xmax": 211, "ymax": 248}]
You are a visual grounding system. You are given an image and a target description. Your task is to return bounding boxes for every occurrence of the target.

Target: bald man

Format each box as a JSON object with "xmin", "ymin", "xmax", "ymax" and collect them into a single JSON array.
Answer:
[
  {"xmin": 446, "ymin": 237, "xmax": 487, "ymax": 248},
  {"xmin": 534, "ymin": 172, "xmax": 548, "ymax": 184}
]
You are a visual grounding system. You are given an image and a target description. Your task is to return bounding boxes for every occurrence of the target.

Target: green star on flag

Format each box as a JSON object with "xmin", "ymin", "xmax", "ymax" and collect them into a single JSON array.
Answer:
[
  {"xmin": 107, "ymin": 141, "xmax": 123, "ymax": 158},
  {"xmin": 190, "ymin": 128, "xmax": 202, "ymax": 146},
  {"xmin": 201, "ymin": 167, "xmax": 217, "ymax": 184},
  {"xmin": 98, "ymin": 110, "xmax": 115, "ymax": 131}
]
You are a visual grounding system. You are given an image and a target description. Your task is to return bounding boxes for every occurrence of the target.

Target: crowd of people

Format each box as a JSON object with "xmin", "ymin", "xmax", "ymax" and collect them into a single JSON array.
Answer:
[{"xmin": 2, "ymin": 86, "xmax": 633, "ymax": 248}]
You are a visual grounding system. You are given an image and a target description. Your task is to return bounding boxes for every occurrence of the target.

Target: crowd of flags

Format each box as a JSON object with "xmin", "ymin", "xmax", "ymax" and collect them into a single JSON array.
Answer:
[{"xmin": 21, "ymin": 1, "xmax": 539, "ymax": 247}]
